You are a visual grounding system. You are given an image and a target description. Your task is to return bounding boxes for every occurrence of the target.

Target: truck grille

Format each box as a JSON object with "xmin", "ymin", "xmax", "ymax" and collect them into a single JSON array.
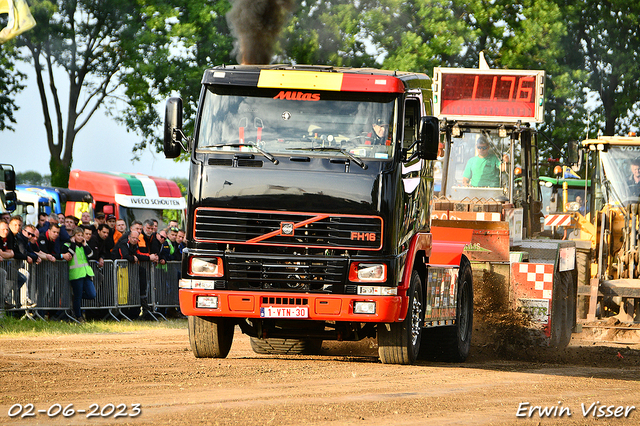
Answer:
[
  {"xmin": 194, "ymin": 207, "xmax": 382, "ymax": 250},
  {"xmin": 226, "ymin": 254, "xmax": 347, "ymax": 293}
]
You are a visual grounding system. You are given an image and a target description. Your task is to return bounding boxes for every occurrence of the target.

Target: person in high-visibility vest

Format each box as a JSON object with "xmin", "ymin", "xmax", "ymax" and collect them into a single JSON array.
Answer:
[{"xmin": 62, "ymin": 227, "xmax": 97, "ymax": 321}]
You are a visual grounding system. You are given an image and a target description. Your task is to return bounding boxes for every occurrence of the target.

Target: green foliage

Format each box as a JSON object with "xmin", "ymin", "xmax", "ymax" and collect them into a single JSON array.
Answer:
[
  {"xmin": 5, "ymin": 0, "xmax": 640, "ymax": 179},
  {"xmin": 355, "ymin": 0, "xmax": 584, "ymax": 166},
  {"xmin": 367, "ymin": 0, "xmax": 471, "ymax": 72},
  {"xmin": 16, "ymin": 170, "xmax": 51, "ymax": 185},
  {"xmin": 16, "ymin": 0, "xmax": 171, "ymax": 185},
  {"xmin": 172, "ymin": 177, "xmax": 188, "ymax": 196},
  {"xmin": 557, "ymin": 0, "xmax": 640, "ymax": 136},
  {"xmin": 12, "ymin": 0, "xmax": 232, "ymax": 184},
  {"xmin": 121, "ymin": 0, "xmax": 235, "ymax": 157},
  {"xmin": 0, "ymin": 41, "xmax": 26, "ymax": 132},
  {"xmin": 162, "ymin": 176, "xmax": 187, "ymax": 226},
  {"xmin": 278, "ymin": 1, "xmax": 377, "ymax": 67}
]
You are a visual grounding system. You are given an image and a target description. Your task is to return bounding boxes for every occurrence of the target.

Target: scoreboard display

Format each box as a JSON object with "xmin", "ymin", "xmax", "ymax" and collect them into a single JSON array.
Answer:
[{"xmin": 432, "ymin": 68, "xmax": 545, "ymax": 123}]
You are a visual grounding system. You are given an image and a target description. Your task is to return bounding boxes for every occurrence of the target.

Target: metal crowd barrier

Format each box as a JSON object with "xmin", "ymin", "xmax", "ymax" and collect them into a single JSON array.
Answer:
[
  {"xmin": 0, "ymin": 258, "xmax": 182, "ymax": 322},
  {"xmin": 83, "ymin": 260, "xmax": 118, "ymax": 320},
  {"xmin": 148, "ymin": 261, "xmax": 181, "ymax": 319},
  {"xmin": 114, "ymin": 259, "xmax": 143, "ymax": 321},
  {"xmin": 32, "ymin": 260, "xmax": 72, "ymax": 320},
  {"xmin": 1, "ymin": 259, "xmax": 33, "ymax": 315}
]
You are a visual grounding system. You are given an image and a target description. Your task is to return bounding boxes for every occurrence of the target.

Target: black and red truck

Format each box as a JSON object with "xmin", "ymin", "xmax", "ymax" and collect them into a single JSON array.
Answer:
[{"xmin": 163, "ymin": 65, "xmax": 472, "ymax": 364}]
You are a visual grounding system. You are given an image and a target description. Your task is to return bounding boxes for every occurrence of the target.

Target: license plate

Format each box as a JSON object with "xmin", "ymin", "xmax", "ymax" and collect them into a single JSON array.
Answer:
[{"xmin": 260, "ymin": 306, "xmax": 309, "ymax": 318}]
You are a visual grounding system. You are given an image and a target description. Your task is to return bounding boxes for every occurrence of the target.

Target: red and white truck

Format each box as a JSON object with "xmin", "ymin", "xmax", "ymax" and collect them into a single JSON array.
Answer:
[{"xmin": 164, "ymin": 65, "xmax": 473, "ymax": 364}]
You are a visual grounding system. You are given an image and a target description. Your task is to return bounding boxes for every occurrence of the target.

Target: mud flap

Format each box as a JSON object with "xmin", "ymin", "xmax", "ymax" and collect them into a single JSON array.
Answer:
[{"xmin": 548, "ymin": 268, "xmax": 577, "ymax": 348}]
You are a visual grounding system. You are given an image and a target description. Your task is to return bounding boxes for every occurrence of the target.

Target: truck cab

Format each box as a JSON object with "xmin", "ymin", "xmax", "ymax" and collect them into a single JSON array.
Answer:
[
  {"xmin": 14, "ymin": 186, "xmax": 54, "ymax": 226},
  {"xmin": 165, "ymin": 65, "xmax": 471, "ymax": 365}
]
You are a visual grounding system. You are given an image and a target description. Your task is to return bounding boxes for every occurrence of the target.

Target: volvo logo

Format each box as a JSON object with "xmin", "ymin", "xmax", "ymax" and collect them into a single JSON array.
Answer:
[{"xmin": 281, "ymin": 222, "xmax": 295, "ymax": 235}]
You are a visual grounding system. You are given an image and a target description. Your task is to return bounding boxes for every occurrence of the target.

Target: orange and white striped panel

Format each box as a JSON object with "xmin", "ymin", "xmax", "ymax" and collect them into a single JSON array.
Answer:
[
  {"xmin": 544, "ymin": 214, "xmax": 572, "ymax": 227},
  {"xmin": 474, "ymin": 212, "xmax": 501, "ymax": 221}
]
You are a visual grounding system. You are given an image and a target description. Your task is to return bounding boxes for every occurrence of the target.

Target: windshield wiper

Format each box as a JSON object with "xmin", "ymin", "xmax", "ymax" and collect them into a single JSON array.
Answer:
[
  {"xmin": 202, "ymin": 143, "xmax": 279, "ymax": 165},
  {"xmin": 290, "ymin": 147, "xmax": 367, "ymax": 170}
]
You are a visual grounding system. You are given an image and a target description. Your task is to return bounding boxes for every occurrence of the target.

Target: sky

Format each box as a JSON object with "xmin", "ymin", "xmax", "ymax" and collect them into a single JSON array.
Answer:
[{"xmin": 1, "ymin": 64, "xmax": 190, "ymax": 181}]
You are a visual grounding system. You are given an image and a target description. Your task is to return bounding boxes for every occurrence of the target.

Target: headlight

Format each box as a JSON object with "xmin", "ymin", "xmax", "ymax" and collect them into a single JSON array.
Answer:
[
  {"xmin": 354, "ymin": 301, "xmax": 376, "ymax": 314},
  {"xmin": 189, "ymin": 257, "xmax": 224, "ymax": 277},
  {"xmin": 196, "ymin": 296, "xmax": 219, "ymax": 309},
  {"xmin": 348, "ymin": 262, "xmax": 387, "ymax": 282}
]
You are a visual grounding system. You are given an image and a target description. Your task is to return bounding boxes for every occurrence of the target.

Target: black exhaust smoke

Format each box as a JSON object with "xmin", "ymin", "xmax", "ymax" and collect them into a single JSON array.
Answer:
[{"xmin": 227, "ymin": 0, "xmax": 295, "ymax": 65}]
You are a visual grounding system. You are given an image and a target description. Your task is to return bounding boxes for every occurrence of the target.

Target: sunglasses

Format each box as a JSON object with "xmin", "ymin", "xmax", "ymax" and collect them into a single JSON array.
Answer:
[
  {"xmin": 170, "ymin": 227, "xmax": 180, "ymax": 232},
  {"xmin": 158, "ymin": 234, "xmax": 167, "ymax": 240},
  {"xmin": 477, "ymin": 146, "xmax": 489, "ymax": 150},
  {"xmin": 27, "ymin": 232, "xmax": 36, "ymax": 237}
]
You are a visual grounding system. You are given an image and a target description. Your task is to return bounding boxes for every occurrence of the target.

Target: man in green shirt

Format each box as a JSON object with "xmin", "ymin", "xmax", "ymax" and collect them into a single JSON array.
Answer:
[
  {"xmin": 462, "ymin": 136, "xmax": 502, "ymax": 187},
  {"xmin": 62, "ymin": 227, "xmax": 96, "ymax": 321}
]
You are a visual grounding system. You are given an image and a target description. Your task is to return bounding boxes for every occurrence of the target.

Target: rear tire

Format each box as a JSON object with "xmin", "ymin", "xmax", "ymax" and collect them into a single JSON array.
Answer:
[
  {"xmin": 550, "ymin": 269, "xmax": 575, "ymax": 348},
  {"xmin": 420, "ymin": 255, "xmax": 473, "ymax": 362},
  {"xmin": 377, "ymin": 270, "xmax": 423, "ymax": 365},
  {"xmin": 188, "ymin": 316, "xmax": 235, "ymax": 358},
  {"xmin": 249, "ymin": 337, "xmax": 323, "ymax": 355}
]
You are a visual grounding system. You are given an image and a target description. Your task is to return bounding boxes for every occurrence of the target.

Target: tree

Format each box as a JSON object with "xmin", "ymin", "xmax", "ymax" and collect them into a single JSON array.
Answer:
[
  {"xmin": 14, "ymin": 1, "xmax": 164, "ymax": 186},
  {"xmin": 0, "ymin": 41, "xmax": 26, "ymax": 131},
  {"xmin": 122, "ymin": 1, "xmax": 234, "ymax": 161},
  {"xmin": 353, "ymin": 0, "xmax": 584, "ymax": 175},
  {"xmin": 16, "ymin": 0, "xmax": 224, "ymax": 187},
  {"xmin": 360, "ymin": 0, "xmax": 472, "ymax": 71},
  {"xmin": 16, "ymin": 170, "xmax": 50, "ymax": 185},
  {"xmin": 557, "ymin": 0, "xmax": 640, "ymax": 136},
  {"xmin": 278, "ymin": 0, "xmax": 377, "ymax": 67}
]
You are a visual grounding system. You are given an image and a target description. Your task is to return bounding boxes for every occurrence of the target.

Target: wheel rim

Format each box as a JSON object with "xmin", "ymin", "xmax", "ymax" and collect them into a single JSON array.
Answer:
[
  {"xmin": 458, "ymin": 280, "xmax": 470, "ymax": 341},
  {"xmin": 411, "ymin": 292, "xmax": 422, "ymax": 347}
]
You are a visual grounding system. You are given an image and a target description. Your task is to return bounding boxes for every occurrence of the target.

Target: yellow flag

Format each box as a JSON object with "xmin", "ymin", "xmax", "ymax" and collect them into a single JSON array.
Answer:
[
  {"xmin": 0, "ymin": 0, "xmax": 36, "ymax": 44},
  {"xmin": 0, "ymin": 0, "xmax": 10, "ymax": 14}
]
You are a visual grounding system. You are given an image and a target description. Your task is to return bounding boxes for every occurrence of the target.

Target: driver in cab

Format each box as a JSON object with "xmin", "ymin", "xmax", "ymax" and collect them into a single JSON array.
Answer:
[
  {"xmin": 462, "ymin": 135, "xmax": 504, "ymax": 187},
  {"xmin": 366, "ymin": 118, "xmax": 390, "ymax": 146}
]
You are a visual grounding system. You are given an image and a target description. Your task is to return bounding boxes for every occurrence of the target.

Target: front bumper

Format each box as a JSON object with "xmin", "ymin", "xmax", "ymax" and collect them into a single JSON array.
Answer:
[{"xmin": 179, "ymin": 289, "xmax": 403, "ymax": 322}]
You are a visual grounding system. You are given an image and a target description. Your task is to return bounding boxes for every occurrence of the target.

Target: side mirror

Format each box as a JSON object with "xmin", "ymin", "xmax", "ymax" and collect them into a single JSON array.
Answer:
[
  {"xmin": 567, "ymin": 140, "xmax": 583, "ymax": 171},
  {"xmin": 164, "ymin": 97, "xmax": 184, "ymax": 159},
  {"xmin": 418, "ymin": 116, "xmax": 440, "ymax": 160},
  {"xmin": 4, "ymin": 169, "xmax": 16, "ymax": 191},
  {"xmin": 4, "ymin": 191, "xmax": 16, "ymax": 212}
]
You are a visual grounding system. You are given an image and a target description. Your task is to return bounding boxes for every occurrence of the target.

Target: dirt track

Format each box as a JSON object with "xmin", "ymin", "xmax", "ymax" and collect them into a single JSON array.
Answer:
[{"xmin": 1, "ymin": 323, "xmax": 640, "ymax": 426}]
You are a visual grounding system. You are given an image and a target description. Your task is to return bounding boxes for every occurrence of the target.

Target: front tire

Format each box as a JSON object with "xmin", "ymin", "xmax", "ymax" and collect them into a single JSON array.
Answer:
[
  {"xmin": 188, "ymin": 316, "xmax": 235, "ymax": 358},
  {"xmin": 378, "ymin": 270, "xmax": 423, "ymax": 365}
]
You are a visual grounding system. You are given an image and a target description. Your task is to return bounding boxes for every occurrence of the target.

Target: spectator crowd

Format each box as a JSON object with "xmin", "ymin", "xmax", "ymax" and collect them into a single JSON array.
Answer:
[{"xmin": 1, "ymin": 211, "xmax": 185, "ymax": 322}]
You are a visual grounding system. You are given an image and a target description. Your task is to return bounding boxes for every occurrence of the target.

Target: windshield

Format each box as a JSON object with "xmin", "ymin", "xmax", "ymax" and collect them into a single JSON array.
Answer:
[
  {"xmin": 196, "ymin": 86, "xmax": 398, "ymax": 160},
  {"xmin": 540, "ymin": 182, "xmax": 590, "ymax": 215},
  {"xmin": 442, "ymin": 130, "xmax": 510, "ymax": 200},
  {"xmin": 599, "ymin": 146, "xmax": 640, "ymax": 206}
]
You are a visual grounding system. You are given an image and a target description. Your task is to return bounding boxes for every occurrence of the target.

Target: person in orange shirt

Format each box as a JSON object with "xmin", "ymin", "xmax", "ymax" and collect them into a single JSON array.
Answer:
[{"xmin": 113, "ymin": 218, "xmax": 126, "ymax": 244}]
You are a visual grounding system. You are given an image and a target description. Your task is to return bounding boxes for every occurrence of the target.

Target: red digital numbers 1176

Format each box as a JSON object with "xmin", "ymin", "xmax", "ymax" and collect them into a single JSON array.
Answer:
[{"xmin": 436, "ymin": 70, "xmax": 543, "ymax": 121}]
